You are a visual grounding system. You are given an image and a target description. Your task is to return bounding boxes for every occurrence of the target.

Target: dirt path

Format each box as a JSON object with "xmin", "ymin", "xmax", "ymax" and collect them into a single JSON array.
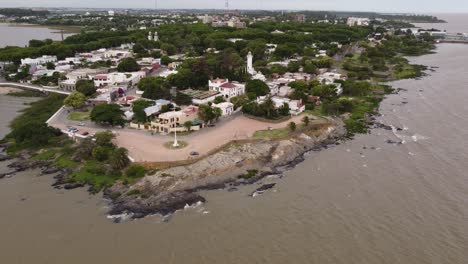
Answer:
[{"xmin": 116, "ymin": 114, "xmax": 323, "ymax": 162}]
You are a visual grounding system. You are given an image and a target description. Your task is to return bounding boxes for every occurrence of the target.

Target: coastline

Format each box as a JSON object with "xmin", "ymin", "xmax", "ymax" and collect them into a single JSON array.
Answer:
[
  {"xmin": 0, "ymin": 64, "xmax": 432, "ymax": 221},
  {"xmin": 0, "ymin": 87, "xmax": 22, "ymax": 95},
  {"xmin": 0, "ymin": 26, "xmax": 440, "ymax": 221},
  {"xmin": 106, "ymin": 119, "xmax": 347, "ymax": 220}
]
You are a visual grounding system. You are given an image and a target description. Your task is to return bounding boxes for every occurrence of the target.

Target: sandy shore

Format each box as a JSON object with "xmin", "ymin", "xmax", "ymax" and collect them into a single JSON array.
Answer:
[{"xmin": 0, "ymin": 87, "xmax": 22, "ymax": 95}]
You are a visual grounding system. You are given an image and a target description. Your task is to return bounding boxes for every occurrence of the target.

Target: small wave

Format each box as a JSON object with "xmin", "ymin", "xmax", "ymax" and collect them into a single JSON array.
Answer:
[{"xmin": 412, "ymin": 134, "xmax": 428, "ymax": 142}]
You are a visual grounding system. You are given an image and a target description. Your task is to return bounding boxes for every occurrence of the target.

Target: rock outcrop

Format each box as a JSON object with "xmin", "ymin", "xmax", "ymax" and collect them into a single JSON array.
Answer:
[{"xmin": 107, "ymin": 119, "xmax": 347, "ymax": 219}]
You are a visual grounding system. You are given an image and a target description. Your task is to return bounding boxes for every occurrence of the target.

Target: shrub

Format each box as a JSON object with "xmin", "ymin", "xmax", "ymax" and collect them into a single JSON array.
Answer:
[{"xmin": 125, "ymin": 164, "xmax": 147, "ymax": 179}]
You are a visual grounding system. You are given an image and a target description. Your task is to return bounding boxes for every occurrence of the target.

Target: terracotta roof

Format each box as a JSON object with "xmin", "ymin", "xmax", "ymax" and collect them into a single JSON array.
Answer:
[
  {"xmin": 220, "ymin": 82, "xmax": 237, "ymax": 89},
  {"xmin": 182, "ymin": 106, "xmax": 199, "ymax": 115}
]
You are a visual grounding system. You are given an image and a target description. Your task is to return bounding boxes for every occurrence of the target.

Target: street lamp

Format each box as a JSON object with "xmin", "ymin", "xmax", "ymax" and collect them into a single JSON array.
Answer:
[{"xmin": 172, "ymin": 107, "xmax": 179, "ymax": 148}]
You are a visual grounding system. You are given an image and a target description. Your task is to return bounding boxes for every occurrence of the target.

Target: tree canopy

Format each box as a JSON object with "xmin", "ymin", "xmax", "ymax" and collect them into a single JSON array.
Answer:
[
  {"xmin": 75, "ymin": 79, "xmax": 96, "ymax": 97},
  {"xmin": 90, "ymin": 104, "xmax": 125, "ymax": 126},
  {"xmin": 64, "ymin": 92, "xmax": 86, "ymax": 109},
  {"xmin": 117, "ymin": 57, "xmax": 140, "ymax": 72}
]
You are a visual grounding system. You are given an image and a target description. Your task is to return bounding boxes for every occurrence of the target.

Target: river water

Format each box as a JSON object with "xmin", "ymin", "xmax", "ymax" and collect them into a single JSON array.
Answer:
[
  {"xmin": 0, "ymin": 23, "xmax": 76, "ymax": 48},
  {"xmin": 1, "ymin": 16, "xmax": 467, "ymax": 264}
]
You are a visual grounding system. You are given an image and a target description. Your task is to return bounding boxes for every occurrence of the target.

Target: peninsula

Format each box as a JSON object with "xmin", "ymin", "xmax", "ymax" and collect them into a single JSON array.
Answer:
[{"xmin": 0, "ymin": 9, "xmax": 447, "ymax": 220}]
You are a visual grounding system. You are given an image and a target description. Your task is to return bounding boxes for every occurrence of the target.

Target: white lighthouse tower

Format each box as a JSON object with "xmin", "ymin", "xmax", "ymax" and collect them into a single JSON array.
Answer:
[{"xmin": 247, "ymin": 51, "xmax": 254, "ymax": 75}]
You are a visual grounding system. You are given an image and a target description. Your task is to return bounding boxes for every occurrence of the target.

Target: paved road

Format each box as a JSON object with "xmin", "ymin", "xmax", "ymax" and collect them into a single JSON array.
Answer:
[
  {"xmin": 0, "ymin": 82, "xmax": 71, "ymax": 95},
  {"xmin": 48, "ymin": 107, "xmax": 327, "ymax": 162}
]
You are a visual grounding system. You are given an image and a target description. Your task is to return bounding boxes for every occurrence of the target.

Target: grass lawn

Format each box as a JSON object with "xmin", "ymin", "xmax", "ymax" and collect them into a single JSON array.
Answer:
[
  {"xmin": 71, "ymin": 160, "xmax": 116, "ymax": 192},
  {"xmin": 55, "ymin": 155, "xmax": 79, "ymax": 169},
  {"xmin": 68, "ymin": 111, "xmax": 91, "ymax": 121},
  {"xmin": 252, "ymin": 127, "xmax": 291, "ymax": 140},
  {"xmin": 31, "ymin": 149, "xmax": 58, "ymax": 161},
  {"xmin": 164, "ymin": 140, "xmax": 189, "ymax": 149}
]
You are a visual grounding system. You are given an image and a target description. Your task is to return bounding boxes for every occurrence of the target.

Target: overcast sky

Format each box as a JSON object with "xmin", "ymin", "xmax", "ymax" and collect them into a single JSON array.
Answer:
[{"xmin": 1, "ymin": 0, "xmax": 467, "ymax": 13}]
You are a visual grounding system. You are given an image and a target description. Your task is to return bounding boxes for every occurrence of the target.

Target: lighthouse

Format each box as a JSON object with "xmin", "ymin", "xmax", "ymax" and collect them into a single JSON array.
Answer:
[{"xmin": 247, "ymin": 51, "xmax": 254, "ymax": 74}]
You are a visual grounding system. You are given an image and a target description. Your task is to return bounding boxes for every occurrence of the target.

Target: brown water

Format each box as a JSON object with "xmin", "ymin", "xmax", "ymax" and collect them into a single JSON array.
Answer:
[
  {"xmin": 1, "ymin": 18, "xmax": 468, "ymax": 264},
  {"xmin": 0, "ymin": 23, "xmax": 76, "ymax": 48}
]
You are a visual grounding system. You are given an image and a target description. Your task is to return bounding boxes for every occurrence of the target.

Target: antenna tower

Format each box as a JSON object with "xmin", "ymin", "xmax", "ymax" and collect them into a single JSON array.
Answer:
[{"xmin": 225, "ymin": 0, "xmax": 229, "ymax": 15}]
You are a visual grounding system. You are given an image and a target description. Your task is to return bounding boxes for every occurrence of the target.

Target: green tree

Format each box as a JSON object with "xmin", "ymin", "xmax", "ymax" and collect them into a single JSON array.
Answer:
[
  {"xmin": 138, "ymin": 77, "xmax": 171, "ymax": 100},
  {"xmin": 270, "ymin": 64, "xmax": 287, "ymax": 75},
  {"xmin": 94, "ymin": 130, "xmax": 115, "ymax": 147},
  {"xmin": 125, "ymin": 164, "xmax": 147, "ymax": 179},
  {"xmin": 161, "ymin": 43, "xmax": 177, "ymax": 55},
  {"xmin": 11, "ymin": 121, "xmax": 59, "ymax": 147},
  {"xmin": 183, "ymin": 121, "xmax": 193, "ymax": 132},
  {"xmin": 245, "ymin": 79, "xmax": 270, "ymax": 99},
  {"xmin": 75, "ymin": 80, "xmax": 96, "ymax": 97},
  {"xmin": 279, "ymin": 103, "xmax": 290, "ymax": 116},
  {"xmin": 288, "ymin": 121, "xmax": 297, "ymax": 132},
  {"xmin": 262, "ymin": 97, "xmax": 277, "ymax": 119},
  {"xmin": 90, "ymin": 104, "xmax": 125, "ymax": 126},
  {"xmin": 174, "ymin": 92, "xmax": 192, "ymax": 106},
  {"xmin": 302, "ymin": 116, "xmax": 310, "ymax": 126},
  {"xmin": 303, "ymin": 61, "xmax": 317, "ymax": 74},
  {"xmin": 132, "ymin": 99, "xmax": 154, "ymax": 123},
  {"xmin": 213, "ymin": 107, "xmax": 222, "ymax": 121},
  {"xmin": 92, "ymin": 146, "xmax": 109, "ymax": 161},
  {"xmin": 213, "ymin": 96, "xmax": 226, "ymax": 104},
  {"xmin": 64, "ymin": 92, "xmax": 86, "ymax": 109},
  {"xmin": 198, "ymin": 104, "xmax": 216, "ymax": 124},
  {"xmin": 109, "ymin": 147, "xmax": 130, "ymax": 170},
  {"xmin": 45, "ymin": 61, "xmax": 55, "ymax": 70},
  {"xmin": 117, "ymin": 58, "xmax": 140, "ymax": 72},
  {"xmin": 287, "ymin": 60, "xmax": 301, "ymax": 72}
]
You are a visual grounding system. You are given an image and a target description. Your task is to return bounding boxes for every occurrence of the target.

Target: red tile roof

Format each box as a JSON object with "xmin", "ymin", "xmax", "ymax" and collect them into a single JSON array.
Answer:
[{"xmin": 220, "ymin": 82, "xmax": 237, "ymax": 89}]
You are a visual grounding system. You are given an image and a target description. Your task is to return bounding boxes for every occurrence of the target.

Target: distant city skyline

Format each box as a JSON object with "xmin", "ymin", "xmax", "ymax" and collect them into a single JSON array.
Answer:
[{"xmin": 0, "ymin": 0, "xmax": 467, "ymax": 13}]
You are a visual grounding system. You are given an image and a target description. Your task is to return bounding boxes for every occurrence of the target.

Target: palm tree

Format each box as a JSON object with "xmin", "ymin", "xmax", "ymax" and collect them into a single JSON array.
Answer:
[
  {"xmin": 302, "ymin": 116, "xmax": 310, "ymax": 126},
  {"xmin": 213, "ymin": 107, "xmax": 223, "ymax": 121},
  {"xmin": 288, "ymin": 121, "xmax": 297, "ymax": 132},
  {"xmin": 263, "ymin": 97, "xmax": 276, "ymax": 119},
  {"xmin": 183, "ymin": 121, "xmax": 193, "ymax": 132},
  {"xmin": 109, "ymin": 148, "xmax": 130, "ymax": 170}
]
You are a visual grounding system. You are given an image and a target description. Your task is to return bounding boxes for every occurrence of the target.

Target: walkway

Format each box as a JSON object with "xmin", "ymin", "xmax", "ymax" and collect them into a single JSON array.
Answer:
[
  {"xmin": 47, "ymin": 107, "xmax": 327, "ymax": 162},
  {"xmin": 0, "ymin": 82, "xmax": 71, "ymax": 95}
]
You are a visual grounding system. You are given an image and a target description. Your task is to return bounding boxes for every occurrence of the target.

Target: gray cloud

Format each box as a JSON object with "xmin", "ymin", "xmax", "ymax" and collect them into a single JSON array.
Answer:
[{"xmin": 1, "ymin": 0, "xmax": 467, "ymax": 13}]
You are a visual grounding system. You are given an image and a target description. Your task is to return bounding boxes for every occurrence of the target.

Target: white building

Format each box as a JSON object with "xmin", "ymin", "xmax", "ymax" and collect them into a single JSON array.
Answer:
[
  {"xmin": 317, "ymin": 72, "xmax": 346, "ymax": 84},
  {"xmin": 181, "ymin": 89, "xmax": 220, "ymax": 105},
  {"xmin": 202, "ymin": 15, "xmax": 213, "ymax": 24},
  {"xmin": 257, "ymin": 96, "xmax": 305, "ymax": 116},
  {"xmin": 213, "ymin": 102, "xmax": 234, "ymax": 116},
  {"xmin": 208, "ymin": 78, "xmax": 245, "ymax": 99},
  {"xmin": 93, "ymin": 71, "xmax": 146, "ymax": 87},
  {"xmin": 143, "ymin": 99, "xmax": 172, "ymax": 116},
  {"xmin": 148, "ymin": 31, "xmax": 159, "ymax": 41},
  {"xmin": 247, "ymin": 51, "xmax": 267, "ymax": 82},
  {"xmin": 21, "ymin": 55, "xmax": 57, "ymax": 67},
  {"xmin": 347, "ymin": 17, "xmax": 370, "ymax": 27}
]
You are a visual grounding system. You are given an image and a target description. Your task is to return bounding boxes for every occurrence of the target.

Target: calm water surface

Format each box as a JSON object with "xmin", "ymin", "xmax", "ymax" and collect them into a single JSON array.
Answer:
[
  {"xmin": 0, "ymin": 16, "xmax": 467, "ymax": 264},
  {"xmin": 0, "ymin": 23, "xmax": 75, "ymax": 48}
]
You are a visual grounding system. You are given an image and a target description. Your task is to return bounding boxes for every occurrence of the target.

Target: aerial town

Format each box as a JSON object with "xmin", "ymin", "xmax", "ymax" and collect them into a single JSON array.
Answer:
[
  {"xmin": 0, "ymin": 6, "xmax": 463, "ymax": 219},
  {"xmin": 1, "ymin": 8, "xmax": 463, "ymax": 164}
]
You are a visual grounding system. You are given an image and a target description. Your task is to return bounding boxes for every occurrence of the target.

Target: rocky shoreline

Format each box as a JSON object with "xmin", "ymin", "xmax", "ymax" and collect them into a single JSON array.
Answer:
[
  {"xmin": 104, "ymin": 119, "xmax": 347, "ymax": 221},
  {"xmin": 1, "ymin": 119, "xmax": 347, "ymax": 222}
]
